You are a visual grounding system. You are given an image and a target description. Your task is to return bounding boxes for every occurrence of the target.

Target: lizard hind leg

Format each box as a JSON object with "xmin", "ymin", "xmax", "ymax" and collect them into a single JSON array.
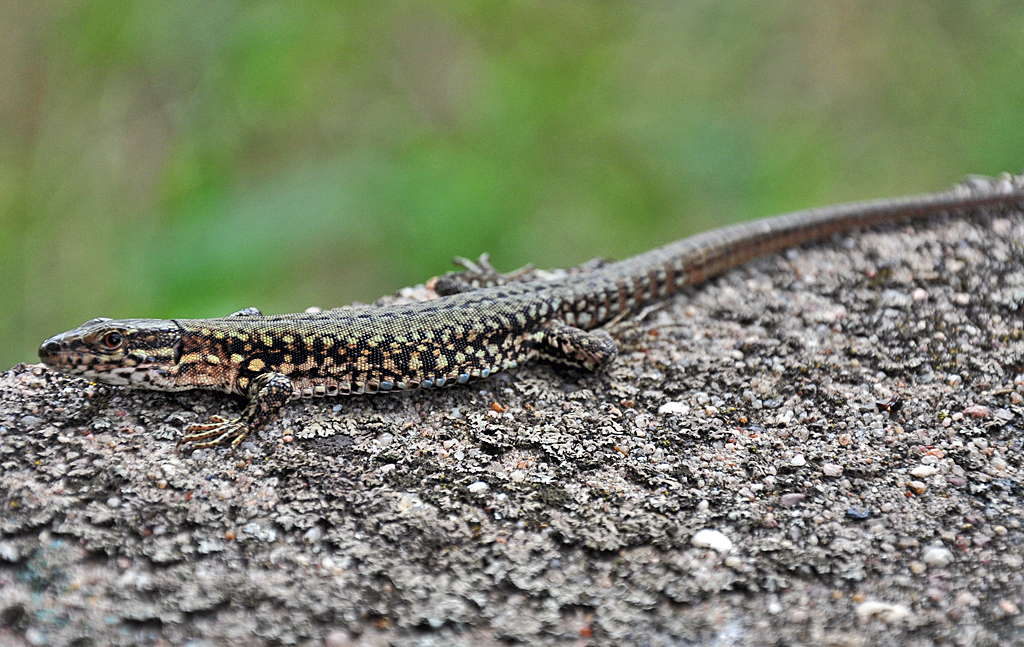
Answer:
[
  {"xmin": 432, "ymin": 253, "xmax": 537, "ymax": 295},
  {"xmin": 178, "ymin": 372, "xmax": 294, "ymax": 451},
  {"xmin": 227, "ymin": 307, "xmax": 264, "ymax": 317},
  {"xmin": 534, "ymin": 320, "xmax": 618, "ymax": 371}
]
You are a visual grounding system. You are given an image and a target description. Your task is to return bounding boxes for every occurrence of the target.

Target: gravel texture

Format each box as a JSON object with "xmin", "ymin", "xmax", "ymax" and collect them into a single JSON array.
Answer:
[{"xmin": 3, "ymin": 209, "xmax": 1024, "ymax": 646}]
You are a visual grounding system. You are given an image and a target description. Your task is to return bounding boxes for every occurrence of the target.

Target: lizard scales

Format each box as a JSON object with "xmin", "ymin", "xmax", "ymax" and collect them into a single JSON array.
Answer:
[{"xmin": 38, "ymin": 174, "xmax": 1024, "ymax": 449}]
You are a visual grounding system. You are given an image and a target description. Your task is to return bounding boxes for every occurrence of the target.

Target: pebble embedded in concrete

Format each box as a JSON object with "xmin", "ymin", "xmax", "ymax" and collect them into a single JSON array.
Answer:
[{"xmin": 692, "ymin": 529, "xmax": 733, "ymax": 554}]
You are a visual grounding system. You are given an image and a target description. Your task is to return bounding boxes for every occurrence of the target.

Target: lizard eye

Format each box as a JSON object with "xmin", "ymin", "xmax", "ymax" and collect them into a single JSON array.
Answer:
[{"xmin": 102, "ymin": 332, "xmax": 124, "ymax": 349}]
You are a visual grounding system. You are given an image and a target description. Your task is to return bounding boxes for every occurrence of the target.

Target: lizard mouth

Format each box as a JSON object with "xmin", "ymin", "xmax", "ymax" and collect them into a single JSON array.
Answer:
[
  {"xmin": 38, "ymin": 334, "xmax": 113, "ymax": 378},
  {"xmin": 38, "ymin": 334, "xmax": 76, "ymax": 369},
  {"xmin": 38, "ymin": 335, "xmax": 180, "ymax": 389}
]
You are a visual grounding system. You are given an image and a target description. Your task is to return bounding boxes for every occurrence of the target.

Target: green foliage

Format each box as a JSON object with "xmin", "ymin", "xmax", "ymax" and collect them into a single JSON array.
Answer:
[{"xmin": 2, "ymin": 0, "xmax": 1023, "ymax": 368}]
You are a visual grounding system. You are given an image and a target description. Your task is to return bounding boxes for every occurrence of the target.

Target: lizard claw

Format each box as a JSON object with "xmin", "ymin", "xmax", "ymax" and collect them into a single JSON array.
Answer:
[
  {"xmin": 178, "ymin": 416, "xmax": 252, "ymax": 451},
  {"xmin": 177, "ymin": 372, "xmax": 294, "ymax": 453}
]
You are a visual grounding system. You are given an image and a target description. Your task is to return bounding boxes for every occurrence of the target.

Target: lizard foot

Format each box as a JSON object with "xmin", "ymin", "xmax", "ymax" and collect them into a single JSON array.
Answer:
[
  {"xmin": 179, "ymin": 415, "xmax": 253, "ymax": 451},
  {"xmin": 432, "ymin": 254, "xmax": 537, "ymax": 295},
  {"xmin": 178, "ymin": 372, "xmax": 294, "ymax": 453},
  {"xmin": 534, "ymin": 320, "xmax": 619, "ymax": 371}
]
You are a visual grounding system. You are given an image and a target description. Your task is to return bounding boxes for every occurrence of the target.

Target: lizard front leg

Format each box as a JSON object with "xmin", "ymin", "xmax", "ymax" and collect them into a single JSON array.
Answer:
[{"xmin": 179, "ymin": 372, "xmax": 294, "ymax": 451}]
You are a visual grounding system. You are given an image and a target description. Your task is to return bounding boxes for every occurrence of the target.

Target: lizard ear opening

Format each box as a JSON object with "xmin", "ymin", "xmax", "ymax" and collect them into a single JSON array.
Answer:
[{"xmin": 172, "ymin": 340, "xmax": 182, "ymax": 366}]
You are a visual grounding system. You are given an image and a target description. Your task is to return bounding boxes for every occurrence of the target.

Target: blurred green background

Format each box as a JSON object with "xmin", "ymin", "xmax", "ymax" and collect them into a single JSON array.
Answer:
[{"xmin": 2, "ymin": 1, "xmax": 1022, "ymax": 369}]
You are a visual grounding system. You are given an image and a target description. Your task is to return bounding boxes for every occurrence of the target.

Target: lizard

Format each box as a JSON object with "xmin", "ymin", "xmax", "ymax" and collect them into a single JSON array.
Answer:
[{"xmin": 38, "ymin": 173, "xmax": 1024, "ymax": 451}]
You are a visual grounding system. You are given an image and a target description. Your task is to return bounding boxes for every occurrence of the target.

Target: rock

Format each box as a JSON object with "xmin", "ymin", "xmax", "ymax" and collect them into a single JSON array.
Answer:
[
  {"xmin": 324, "ymin": 629, "xmax": 356, "ymax": 647},
  {"xmin": 302, "ymin": 526, "xmax": 322, "ymax": 543},
  {"xmin": 658, "ymin": 401, "xmax": 690, "ymax": 416},
  {"xmin": 846, "ymin": 507, "xmax": 871, "ymax": 520},
  {"xmin": 909, "ymin": 465, "xmax": 938, "ymax": 478},
  {"xmin": 922, "ymin": 547, "xmax": 953, "ymax": 568},
  {"xmin": 963, "ymin": 405, "xmax": 990, "ymax": 418},
  {"xmin": 692, "ymin": 529, "xmax": 733, "ymax": 554},
  {"xmin": 999, "ymin": 600, "xmax": 1021, "ymax": 616},
  {"xmin": 20, "ymin": 415, "xmax": 44, "ymax": 429},
  {"xmin": 0, "ymin": 541, "xmax": 19, "ymax": 562},
  {"xmin": 907, "ymin": 480, "xmax": 927, "ymax": 495},
  {"xmin": 856, "ymin": 601, "xmax": 910, "ymax": 624},
  {"xmin": 822, "ymin": 463, "xmax": 843, "ymax": 477},
  {"xmin": 955, "ymin": 592, "xmax": 979, "ymax": 608}
]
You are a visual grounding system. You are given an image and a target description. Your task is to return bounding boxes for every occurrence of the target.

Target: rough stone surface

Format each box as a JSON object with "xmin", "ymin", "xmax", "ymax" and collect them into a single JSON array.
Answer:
[{"xmin": 3, "ymin": 210, "xmax": 1024, "ymax": 645}]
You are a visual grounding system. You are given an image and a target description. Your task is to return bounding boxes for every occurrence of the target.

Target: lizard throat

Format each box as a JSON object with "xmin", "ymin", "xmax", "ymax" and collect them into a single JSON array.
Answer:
[{"xmin": 77, "ymin": 366, "xmax": 183, "ymax": 391}]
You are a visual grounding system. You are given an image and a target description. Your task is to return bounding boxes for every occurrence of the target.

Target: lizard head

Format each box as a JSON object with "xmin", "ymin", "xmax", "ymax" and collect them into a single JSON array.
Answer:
[{"xmin": 39, "ymin": 318, "xmax": 183, "ymax": 389}]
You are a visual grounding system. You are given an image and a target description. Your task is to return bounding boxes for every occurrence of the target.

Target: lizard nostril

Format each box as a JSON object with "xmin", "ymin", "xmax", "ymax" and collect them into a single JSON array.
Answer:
[{"xmin": 41, "ymin": 341, "xmax": 62, "ymax": 356}]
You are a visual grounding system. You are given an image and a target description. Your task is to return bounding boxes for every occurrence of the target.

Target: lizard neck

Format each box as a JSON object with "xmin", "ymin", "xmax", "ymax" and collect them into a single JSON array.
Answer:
[{"xmin": 169, "ymin": 321, "xmax": 244, "ymax": 394}]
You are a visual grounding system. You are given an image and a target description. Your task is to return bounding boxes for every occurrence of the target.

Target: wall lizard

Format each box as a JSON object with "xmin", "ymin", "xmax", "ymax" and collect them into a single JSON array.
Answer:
[{"xmin": 38, "ymin": 173, "xmax": 1024, "ymax": 450}]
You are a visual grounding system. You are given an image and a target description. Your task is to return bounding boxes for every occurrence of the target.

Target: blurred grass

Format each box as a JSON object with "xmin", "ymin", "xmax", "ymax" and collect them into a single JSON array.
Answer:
[{"xmin": 2, "ymin": 0, "xmax": 1023, "ymax": 369}]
